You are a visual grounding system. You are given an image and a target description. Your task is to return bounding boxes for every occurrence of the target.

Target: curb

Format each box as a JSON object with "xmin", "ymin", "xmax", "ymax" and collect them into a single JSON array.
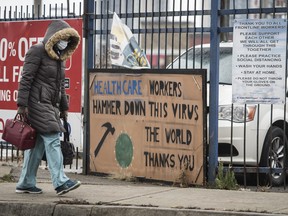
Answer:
[{"xmin": 0, "ymin": 203, "xmax": 280, "ymax": 216}]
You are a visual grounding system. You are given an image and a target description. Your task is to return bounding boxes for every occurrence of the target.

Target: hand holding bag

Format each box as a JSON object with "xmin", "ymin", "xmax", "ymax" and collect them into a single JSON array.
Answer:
[
  {"xmin": 61, "ymin": 119, "xmax": 76, "ymax": 165},
  {"xmin": 2, "ymin": 113, "xmax": 36, "ymax": 150},
  {"xmin": 42, "ymin": 120, "xmax": 75, "ymax": 165}
]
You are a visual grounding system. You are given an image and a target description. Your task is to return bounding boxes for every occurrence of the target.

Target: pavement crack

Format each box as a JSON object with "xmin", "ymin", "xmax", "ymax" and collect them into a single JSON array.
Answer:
[
  {"xmin": 95, "ymin": 201, "xmax": 158, "ymax": 208},
  {"xmin": 107, "ymin": 187, "xmax": 177, "ymax": 204}
]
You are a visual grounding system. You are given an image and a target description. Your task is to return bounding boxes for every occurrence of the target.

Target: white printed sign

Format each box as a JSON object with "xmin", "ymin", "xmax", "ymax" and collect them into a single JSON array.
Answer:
[{"xmin": 232, "ymin": 19, "xmax": 287, "ymax": 104}]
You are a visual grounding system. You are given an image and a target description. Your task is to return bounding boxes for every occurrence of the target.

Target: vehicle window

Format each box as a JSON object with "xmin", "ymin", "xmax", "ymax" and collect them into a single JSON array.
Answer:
[{"xmin": 169, "ymin": 46, "xmax": 232, "ymax": 84}]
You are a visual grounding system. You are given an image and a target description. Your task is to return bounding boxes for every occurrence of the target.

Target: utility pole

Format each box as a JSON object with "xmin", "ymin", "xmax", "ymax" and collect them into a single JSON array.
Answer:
[
  {"xmin": 67, "ymin": 0, "xmax": 70, "ymax": 16},
  {"xmin": 34, "ymin": 0, "xmax": 42, "ymax": 17},
  {"xmin": 220, "ymin": 0, "xmax": 230, "ymax": 42}
]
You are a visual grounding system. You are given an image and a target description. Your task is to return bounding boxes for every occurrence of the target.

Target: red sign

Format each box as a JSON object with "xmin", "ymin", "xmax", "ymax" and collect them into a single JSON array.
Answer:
[{"xmin": 0, "ymin": 19, "xmax": 82, "ymax": 112}]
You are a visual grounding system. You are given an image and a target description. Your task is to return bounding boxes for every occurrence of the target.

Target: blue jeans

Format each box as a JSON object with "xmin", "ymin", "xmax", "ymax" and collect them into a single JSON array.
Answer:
[{"xmin": 17, "ymin": 133, "xmax": 69, "ymax": 189}]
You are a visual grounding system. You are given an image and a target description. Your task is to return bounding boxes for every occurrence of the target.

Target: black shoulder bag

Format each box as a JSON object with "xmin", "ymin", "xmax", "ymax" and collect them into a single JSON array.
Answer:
[
  {"xmin": 42, "ymin": 120, "xmax": 75, "ymax": 165},
  {"xmin": 61, "ymin": 119, "xmax": 76, "ymax": 165}
]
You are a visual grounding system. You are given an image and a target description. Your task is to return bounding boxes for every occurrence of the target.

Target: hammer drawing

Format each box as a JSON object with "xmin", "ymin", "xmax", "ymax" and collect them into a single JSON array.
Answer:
[{"xmin": 94, "ymin": 122, "xmax": 115, "ymax": 157}]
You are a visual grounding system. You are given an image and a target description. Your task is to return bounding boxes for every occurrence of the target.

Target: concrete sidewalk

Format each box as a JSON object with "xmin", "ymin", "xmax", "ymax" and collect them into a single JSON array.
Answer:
[{"xmin": 1, "ymin": 163, "xmax": 288, "ymax": 216}]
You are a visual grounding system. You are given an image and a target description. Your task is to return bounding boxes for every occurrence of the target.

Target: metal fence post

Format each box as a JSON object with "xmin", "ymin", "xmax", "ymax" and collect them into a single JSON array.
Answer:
[
  {"xmin": 83, "ymin": 0, "xmax": 94, "ymax": 175},
  {"xmin": 208, "ymin": 0, "xmax": 220, "ymax": 184}
]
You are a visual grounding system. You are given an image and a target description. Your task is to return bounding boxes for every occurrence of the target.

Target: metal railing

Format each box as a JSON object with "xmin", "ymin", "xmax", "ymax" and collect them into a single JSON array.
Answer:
[
  {"xmin": 0, "ymin": 141, "xmax": 81, "ymax": 170},
  {"xmin": 0, "ymin": 1, "xmax": 82, "ymax": 20}
]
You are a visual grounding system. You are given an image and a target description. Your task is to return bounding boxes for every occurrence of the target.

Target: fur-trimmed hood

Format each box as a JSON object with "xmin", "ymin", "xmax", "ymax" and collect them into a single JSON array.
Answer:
[{"xmin": 43, "ymin": 20, "xmax": 80, "ymax": 61}]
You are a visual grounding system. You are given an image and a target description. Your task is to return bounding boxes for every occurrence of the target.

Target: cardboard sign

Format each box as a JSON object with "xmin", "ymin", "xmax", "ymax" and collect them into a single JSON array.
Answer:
[{"xmin": 89, "ymin": 70, "xmax": 206, "ymax": 185}]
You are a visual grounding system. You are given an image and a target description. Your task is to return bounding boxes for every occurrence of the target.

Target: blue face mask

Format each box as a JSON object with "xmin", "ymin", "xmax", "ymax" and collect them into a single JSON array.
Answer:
[{"xmin": 56, "ymin": 40, "xmax": 68, "ymax": 50}]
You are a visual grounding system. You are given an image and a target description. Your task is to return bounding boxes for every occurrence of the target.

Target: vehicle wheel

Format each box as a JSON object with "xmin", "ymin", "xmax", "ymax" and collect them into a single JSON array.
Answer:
[{"xmin": 260, "ymin": 126, "xmax": 288, "ymax": 186}]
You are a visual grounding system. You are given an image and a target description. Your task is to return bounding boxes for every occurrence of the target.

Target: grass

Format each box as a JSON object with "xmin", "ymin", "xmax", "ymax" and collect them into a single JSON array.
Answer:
[
  {"xmin": 0, "ymin": 174, "xmax": 15, "ymax": 183},
  {"xmin": 173, "ymin": 162, "xmax": 190, "ymax": 188},
  {"xmin": 215, "ymin": 162, "xmax": 239, "ymax": 190}
]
